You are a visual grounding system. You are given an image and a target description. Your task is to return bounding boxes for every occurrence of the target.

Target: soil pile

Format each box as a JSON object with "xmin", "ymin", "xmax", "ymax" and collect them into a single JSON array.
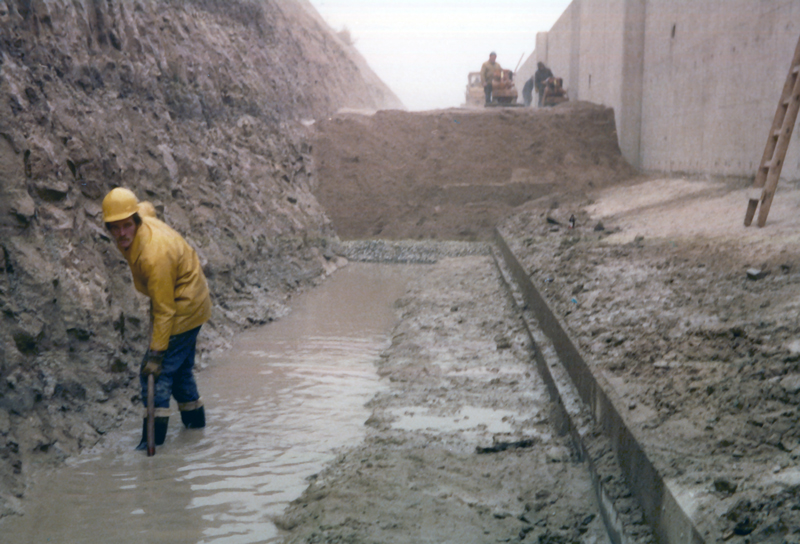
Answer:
[
  {"xmin": 0, "ymin": 0, "xmax": 399, "ymax": 517},
  {"xmin": 311, "ymin": 102, "xmax": 638, "ymax": 240}
]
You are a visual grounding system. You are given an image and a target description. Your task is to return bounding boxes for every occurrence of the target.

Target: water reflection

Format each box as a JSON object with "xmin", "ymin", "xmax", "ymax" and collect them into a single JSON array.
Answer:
[{"xmin": 2, "ymin": 263, "xmax": 417, "ymax": 544}]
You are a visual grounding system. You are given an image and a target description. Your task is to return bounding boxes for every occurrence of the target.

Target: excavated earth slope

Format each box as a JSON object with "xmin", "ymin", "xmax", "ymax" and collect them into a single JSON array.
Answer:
[
  {"xmin": 0, "ymin": 0, "xmax": 400, "ymax": 517},
  {"xmin": 499, "ymin": 178, "xmax": 800, "ymax": 542},
  {"xmin": 311, "ymin": 102, "xmax": 638, "ymax": 240}
]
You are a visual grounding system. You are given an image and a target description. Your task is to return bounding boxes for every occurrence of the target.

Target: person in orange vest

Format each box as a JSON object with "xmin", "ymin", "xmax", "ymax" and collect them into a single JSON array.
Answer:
[{"xmin": 102, "ymin": 188, "xmax": 211, "ymax": 450}]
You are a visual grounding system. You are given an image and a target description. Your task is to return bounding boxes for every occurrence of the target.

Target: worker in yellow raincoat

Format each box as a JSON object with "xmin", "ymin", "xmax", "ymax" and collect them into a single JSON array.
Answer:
[{"xmin": 102, "ymin": 188, "xmax": 211, "ymax": 450}]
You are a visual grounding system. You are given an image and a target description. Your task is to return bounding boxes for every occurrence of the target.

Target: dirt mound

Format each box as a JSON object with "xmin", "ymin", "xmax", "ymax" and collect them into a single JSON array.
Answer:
[{"xmin": 311, "ymin": 102, "xmax": 638, "ymax": 241}]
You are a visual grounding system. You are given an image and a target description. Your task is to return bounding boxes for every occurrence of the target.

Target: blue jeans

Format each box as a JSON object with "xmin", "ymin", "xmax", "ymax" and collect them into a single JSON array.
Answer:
[{"xmin": 140, "ymin": 326, "xmax": 202, "ymax": 413}]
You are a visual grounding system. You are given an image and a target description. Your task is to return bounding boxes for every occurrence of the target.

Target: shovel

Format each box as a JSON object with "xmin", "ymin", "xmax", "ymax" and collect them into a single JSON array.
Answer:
[{"xmin": 146, "ymin": 373, "xmax": 156, "ymax": 456}]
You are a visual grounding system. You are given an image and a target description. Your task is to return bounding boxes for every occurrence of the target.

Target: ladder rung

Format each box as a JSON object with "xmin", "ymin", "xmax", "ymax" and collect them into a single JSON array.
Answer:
[{"xmin": 793, "ymin": 65, "xmax": 800, "ymax": 74}]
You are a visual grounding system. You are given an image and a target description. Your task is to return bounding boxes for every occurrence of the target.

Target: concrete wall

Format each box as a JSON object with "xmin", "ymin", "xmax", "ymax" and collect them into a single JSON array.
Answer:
[
  {"xmin": 640, "ymin": 0, "xmax": 800, "ymax": 177},
  {"xmin": 528, "ymin": 0, "xmax": 800, "ymax": 179}
]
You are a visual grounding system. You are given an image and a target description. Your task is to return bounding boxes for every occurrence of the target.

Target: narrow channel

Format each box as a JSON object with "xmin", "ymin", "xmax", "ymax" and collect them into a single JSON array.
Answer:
[{"xmin": 3, "ymin": 263, "xmax": 419, "ymax": 544}]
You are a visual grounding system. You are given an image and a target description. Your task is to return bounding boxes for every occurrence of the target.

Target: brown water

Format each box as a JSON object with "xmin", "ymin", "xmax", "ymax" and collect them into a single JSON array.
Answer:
[{"xmin": 3, "ymin": 263, "xmax": 417, "ymax": 544}]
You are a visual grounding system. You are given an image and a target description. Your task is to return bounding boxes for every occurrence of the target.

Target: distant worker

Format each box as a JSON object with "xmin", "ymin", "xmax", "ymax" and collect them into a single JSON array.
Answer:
[
  {"xmin": 522, "ymin": 76, "xmax": 534, "ymax": 107},
  {"xmin": 102, "ymin": 188, "xmax": 211, "ymax": 451},
  {"xmin": 481, "ymin": 51, "xmax": 502, "ymax": 105},
  {"xmin": 534, "ymin": 62, "xmax": 554, "ymax": 107}
]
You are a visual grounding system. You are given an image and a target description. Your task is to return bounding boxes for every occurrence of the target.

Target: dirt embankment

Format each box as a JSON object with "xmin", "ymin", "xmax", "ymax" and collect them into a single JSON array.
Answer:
[
  {"xmin": 500, "ymin": 177, "xmax": 800, "ymax": 542},
  {"xmin": 0, "ymin": 0, "xmax": 399, "ymax": 517},
  {"xmin": 311, "ymin": 102, "xmax": 638, "ymax": 241}
]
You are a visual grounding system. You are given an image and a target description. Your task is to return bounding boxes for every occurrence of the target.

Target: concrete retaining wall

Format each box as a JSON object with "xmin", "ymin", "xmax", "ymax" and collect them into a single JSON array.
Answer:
[{"xmin": 532, "ymin": 0, "xmax": 800, "ymax": 180}]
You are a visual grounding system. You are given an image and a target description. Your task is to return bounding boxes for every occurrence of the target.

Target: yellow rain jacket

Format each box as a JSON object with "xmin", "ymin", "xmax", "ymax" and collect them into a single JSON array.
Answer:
[{"xmin": 122, "ymin": 216, "xmax": 212, "ymax": 351}]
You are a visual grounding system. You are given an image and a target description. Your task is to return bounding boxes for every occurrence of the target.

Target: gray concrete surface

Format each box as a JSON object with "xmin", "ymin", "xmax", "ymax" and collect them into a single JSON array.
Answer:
[{"xmin": 529, "ymin": 0, "xmax": 800, "ymax": 180}]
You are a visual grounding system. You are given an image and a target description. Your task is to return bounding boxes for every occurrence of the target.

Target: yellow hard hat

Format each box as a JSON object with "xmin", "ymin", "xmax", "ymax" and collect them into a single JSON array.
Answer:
[
  {"xmin": 102, "ymin": 188, "xmax": 139, "ymax": 223},
  {"xmin": 137, "ymin": 201, "xmax": 157, "ymax": 219}
]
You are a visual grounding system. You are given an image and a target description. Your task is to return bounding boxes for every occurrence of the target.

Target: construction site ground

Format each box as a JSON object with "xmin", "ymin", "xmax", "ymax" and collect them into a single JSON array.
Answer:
[
  {"xmin": 290, "ymin": 103, "xmax": 800, "ymax": 543},
  {"xmin": 6, "ymin": 101, "xmax": 800, "ymax": 544}
]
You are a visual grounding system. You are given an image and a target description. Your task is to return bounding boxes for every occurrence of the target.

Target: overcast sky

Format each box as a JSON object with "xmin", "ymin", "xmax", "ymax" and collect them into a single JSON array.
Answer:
[{"xmin": 308, "ymin": 1, "xmax": 573, "ymax": 111}]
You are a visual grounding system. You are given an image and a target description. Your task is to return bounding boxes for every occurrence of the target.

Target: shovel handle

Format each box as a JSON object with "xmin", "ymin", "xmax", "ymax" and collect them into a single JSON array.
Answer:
[{"xmin": 146, "ymin": 373, "xmax": 155, "ymax": 456}]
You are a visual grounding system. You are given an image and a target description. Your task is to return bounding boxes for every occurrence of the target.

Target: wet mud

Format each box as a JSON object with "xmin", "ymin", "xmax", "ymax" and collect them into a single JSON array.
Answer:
[
  {"xmin": 277, "ymin": 254, "xmax": 611, "ymax": 544},
  {"xmin": 1, "ymin": 264, "xmax": 415, "ymax": 543}
]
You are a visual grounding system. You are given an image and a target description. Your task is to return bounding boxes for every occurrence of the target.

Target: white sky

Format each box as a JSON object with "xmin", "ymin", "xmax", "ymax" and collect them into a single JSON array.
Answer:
[{"xmin": 308, "ymin": 0, "xmax": 573, "ymax": 111}]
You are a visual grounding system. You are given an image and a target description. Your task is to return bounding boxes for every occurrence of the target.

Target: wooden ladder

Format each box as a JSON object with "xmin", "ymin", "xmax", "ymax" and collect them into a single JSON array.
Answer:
[{"xmin": 745, "ymin": 33, "xmax": 800, "ymax": 227}]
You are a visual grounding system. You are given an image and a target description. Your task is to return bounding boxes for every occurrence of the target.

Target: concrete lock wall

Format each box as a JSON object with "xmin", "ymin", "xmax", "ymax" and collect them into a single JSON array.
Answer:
[{"xmin": 533, "ymin": 0, "xmax": 800, "ymax": 180}]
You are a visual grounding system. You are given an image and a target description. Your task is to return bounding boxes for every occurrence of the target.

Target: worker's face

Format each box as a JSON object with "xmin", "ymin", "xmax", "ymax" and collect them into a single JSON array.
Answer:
[
  {"xmin": 490, "ymin": 54, "xmax": 497, "ymax": 63},
  {"xmin": 108, "ymin": 216, "xmax": 138, "ymax": 250}
]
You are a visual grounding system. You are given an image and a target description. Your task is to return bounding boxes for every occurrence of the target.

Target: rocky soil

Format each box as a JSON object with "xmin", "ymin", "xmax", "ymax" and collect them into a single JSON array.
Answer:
[
  {"xmin": 499, "ymin": 177, "xmax": 800, "ymax": 543},
  {"xmin": 0, "ymin": 0, "xmax": 400, "ymax": 517},
  {"xmin": 277, "ymin": 252, "xmax": 612, "ymax": 544}
]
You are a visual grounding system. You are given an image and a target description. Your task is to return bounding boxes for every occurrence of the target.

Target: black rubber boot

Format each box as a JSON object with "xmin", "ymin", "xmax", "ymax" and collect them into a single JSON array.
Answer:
[
  {"xmin": 135, "ymin": 417, "xmax": 169, "ymax": 450},
  {"xmin": 135, "ymin": 419, "xmax": 148, "ymax": 451},
  {"xmin": 154, "ymin": 417, "xmax": 168, "ymax": 445},
  {"xmin": 180, "ymin": 406, "xmax": 206, "ymax": 429}
]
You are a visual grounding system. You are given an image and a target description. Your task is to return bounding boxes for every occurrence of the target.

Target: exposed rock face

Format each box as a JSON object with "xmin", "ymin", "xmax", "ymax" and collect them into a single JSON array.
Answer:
[{"xmin": 0, "ymin": 0, "xmax": 401, "ymax": 515}]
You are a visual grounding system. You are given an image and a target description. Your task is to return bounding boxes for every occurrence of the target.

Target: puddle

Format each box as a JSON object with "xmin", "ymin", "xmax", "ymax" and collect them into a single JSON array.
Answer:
[
  {"xmin": 388, "ymin": 406, "xmax": 523, "ymax": 434},
  {"xmin": 2, "ymin": 263, "xmax": 419, "ymax": 544}
]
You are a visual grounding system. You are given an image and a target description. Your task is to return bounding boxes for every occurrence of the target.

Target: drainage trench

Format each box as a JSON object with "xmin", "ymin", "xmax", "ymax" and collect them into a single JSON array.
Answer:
[
  {"xmin": 2, "ymin": 263, "xmax": 417, "ymax": 543},
  {"xmin": 3, "ymin": 243, "xmax": 652, "ymax": 544}
]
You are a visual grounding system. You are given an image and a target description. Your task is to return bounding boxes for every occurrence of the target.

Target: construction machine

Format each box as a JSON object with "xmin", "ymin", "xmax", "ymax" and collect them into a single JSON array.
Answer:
[
  {"xmin": 465, "ymin": 69, "xmax": 519, "ymax": 107},
  {"xmin": 465, "ymin": 72, "xmax": 484, "ymax": 107}
]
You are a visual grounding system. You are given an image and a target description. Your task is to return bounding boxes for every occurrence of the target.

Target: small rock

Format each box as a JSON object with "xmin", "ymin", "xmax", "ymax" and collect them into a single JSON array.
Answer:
[
  {"xmin": 713, "ymin": 478, "xmax": 738, "ymax": 495},
  {"xmin": 779, "ymin": 374, "xmax": 800, "ymax": 394},
  {"xmin": 746, "ymin": 268, "xmax": 767, "ymax": 280},
  {"xmin": 495, "ymin": 335, "xmax": 511, "ymax": 350},
  {"xmin": 546, "ymin": 216, "xmax": 560, "ymax": 225},
  {"xmin": 0, "ymin": 409, "xmax": 10, "ymax": 435},
  {"xmin": 593, "ymin": 221, "xmax": 605, "ymax": 231}
]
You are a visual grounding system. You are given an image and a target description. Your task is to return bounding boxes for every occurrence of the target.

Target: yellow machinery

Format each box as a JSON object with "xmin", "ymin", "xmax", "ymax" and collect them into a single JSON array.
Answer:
[{"xmin": 465, "ymin": 69, "xmax": 518, "ymax": 107}]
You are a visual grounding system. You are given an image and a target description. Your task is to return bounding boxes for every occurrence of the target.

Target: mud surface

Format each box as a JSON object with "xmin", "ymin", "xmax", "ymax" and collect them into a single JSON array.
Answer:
[
  {"xmin": 311, "ymin": 103, "xmax": 637, "ymax": 241},
  {"xmin": 1, "ymin": 263, "xmax": 413, "ymax": 543},
  {"xmin": 277, "ymin": 254, "xmax": 610, "ymax": 544},
  {"xmin": 0, "ymin": 0, "xmax": 399, "ymax": 516},
  {"xmin": 500, "ymin": 177, "xmax": 800, "ymax": 543}
]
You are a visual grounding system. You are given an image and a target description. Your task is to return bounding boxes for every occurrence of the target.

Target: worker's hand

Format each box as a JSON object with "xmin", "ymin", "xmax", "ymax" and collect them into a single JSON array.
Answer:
[{"xmin": 141, "ymin": 350, "xmax": 165, "ymax": 378}]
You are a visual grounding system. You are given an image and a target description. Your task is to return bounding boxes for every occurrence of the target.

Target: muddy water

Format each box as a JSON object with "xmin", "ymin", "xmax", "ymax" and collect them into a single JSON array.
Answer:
[{"xmin": 4, "ymin": 263, "xmax": 418, "ymax": 544}]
